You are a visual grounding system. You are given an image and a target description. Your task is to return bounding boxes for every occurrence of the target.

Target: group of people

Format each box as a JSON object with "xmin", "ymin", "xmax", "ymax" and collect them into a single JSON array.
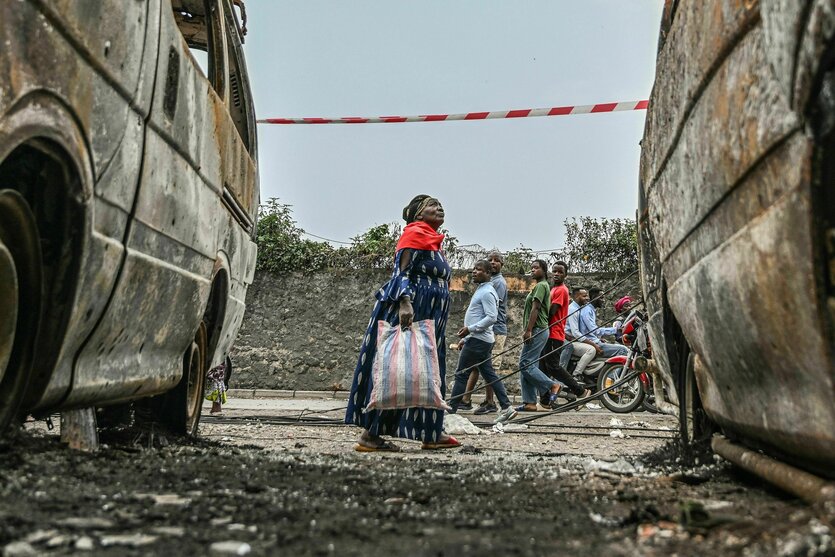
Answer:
[
  {"xmin": 447, "ymin": 256, "xmax": 629, "ymax": 417},
  {"xmin": 344, "ymin": 194, "xmax": 629, "ymax": 452}
]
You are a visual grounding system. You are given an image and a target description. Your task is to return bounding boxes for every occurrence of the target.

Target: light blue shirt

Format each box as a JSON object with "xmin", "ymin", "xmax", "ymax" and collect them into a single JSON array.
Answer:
[
  {"xmin": 464, "ymin": 282, "xmax": 498, "ymax": 343},
  {"xmin": 579, "ymin": 304, "xmax": 617, "ymax": 345},
  {"xmin": 566, "ymin": 300, "xmax": 583, "ymax": 340},
  {"xmin": 490, "ymin": 273, "xmax": 508, "ymax": 335}
]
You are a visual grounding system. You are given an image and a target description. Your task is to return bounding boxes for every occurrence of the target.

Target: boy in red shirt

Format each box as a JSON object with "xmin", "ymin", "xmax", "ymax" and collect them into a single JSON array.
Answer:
[{"xmin": 540, "ymin": 261, "xmax": 591, "ymax": 406}]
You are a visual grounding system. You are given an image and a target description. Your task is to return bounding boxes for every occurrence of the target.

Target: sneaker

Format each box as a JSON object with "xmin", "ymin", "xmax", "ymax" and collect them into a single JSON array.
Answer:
[
  {"xmin": 493, "ymin": 405, "xmax": 518, "ymax": 424},
  {"xmin": 575, "ymin": 389, "xmax": 592, "ymax": 410},
  {"xmin": 473, "ymin": 402, "xmax": 498, "ymax": 415},
  {"xmin": 457, "ymin": 400, "xmax": 474, "ymax": 412}
]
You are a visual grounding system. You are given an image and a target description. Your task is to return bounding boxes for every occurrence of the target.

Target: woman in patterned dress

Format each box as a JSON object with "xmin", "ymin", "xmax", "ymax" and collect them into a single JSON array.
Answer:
[{"xmin": 345, "ymin": 195, "xmax": 460, "ymax": 451}]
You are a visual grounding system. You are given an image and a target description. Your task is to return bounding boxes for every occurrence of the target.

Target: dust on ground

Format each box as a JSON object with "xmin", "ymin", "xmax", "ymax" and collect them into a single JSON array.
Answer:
[{"xmin": 0, "ymin": 397, "xmax": 832, "ymax": 556}]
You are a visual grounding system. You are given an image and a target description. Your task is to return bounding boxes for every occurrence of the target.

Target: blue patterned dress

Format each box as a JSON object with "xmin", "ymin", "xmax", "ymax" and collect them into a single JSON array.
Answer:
[{"xmin": 345, "ymin": 248, "xmax": 451, "ymax": 442}]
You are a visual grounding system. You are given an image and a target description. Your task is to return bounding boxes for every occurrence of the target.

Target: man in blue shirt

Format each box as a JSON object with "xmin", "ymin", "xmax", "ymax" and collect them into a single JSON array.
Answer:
[
  {"xmin": 448, "ymin": 260, "xmax": 516, "ymax": 424},
  {"xmin": 461, "ymin": 251, "xmax": 508, "ymax": 414},
  {"xmin": 561, "ymin": 287, "xmax": 599, "ymax": 375},
  {"xmin": 579, "ymin": 287, "xmax": 628, "ymax": 358}
]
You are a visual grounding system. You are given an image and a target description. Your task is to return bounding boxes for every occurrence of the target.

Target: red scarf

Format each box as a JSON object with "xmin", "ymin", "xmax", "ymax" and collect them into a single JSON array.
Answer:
[{"xmin": 395, "ymin": 221, "xmax": 445, "ymax": 252}]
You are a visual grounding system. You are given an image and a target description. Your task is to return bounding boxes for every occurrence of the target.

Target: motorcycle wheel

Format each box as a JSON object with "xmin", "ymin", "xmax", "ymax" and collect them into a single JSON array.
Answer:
[{"xmin": 597, "ymin": 363, "xmax": 645, "ymax": 413}]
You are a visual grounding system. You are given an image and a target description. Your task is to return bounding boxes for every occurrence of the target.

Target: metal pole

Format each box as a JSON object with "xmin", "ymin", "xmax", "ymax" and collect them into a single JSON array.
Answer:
[{"xmin": 711, "ymin": 435, "xmax": 835, "ymax": 505}]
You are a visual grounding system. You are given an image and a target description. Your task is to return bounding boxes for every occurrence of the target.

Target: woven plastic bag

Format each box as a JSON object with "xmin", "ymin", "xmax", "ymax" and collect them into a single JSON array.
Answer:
[{"xmin": 365, "ymin": 319, "xmax": 451, "ymax": 412}]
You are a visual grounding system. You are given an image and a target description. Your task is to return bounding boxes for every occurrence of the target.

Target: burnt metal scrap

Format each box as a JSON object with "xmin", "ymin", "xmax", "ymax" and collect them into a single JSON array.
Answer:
[
  {"xmin": 638, "ymin": 0, "xmax": 835, "ymax": 480},
  {"xmin": 0, "ymin": 0, "xmax": 258, "ymax": 437}
]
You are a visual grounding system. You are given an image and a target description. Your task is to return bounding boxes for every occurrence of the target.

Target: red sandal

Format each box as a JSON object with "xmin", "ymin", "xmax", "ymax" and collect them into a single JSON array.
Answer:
[{"xmin": 421, "ymin": 435, "xmax": 461, "ymax": 450}]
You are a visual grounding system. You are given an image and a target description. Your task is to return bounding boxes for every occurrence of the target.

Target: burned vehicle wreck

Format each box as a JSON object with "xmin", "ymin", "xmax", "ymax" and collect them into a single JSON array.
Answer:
[
  {"xmin": 639, "ymin": 0, "xmax": 835, "ymax": 487},
  {"xmin": 0, "ymin": 0, "xmax": 258, "ymax": 436}
]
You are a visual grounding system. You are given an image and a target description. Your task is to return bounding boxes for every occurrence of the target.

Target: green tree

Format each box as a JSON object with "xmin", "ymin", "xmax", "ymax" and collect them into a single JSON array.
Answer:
[
  {"xmin": 346, "ymin": 223, "xmax": 401, "ymax": 269},
  {"xmin": 503, "ymin": 246, "xmax": 537, "ymax": 275},
  {"xmin": 255, "ymin": 199, "xmax": 461, "ymax": 273},
  {"xmin": 561, "ymin": 216, "xmax": 637, "ymax": 274}
]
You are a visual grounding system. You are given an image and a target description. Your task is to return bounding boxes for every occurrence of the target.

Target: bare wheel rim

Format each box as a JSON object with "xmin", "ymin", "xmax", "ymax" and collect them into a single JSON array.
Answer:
[
  {"xmin": 184, "ymin": 322, "xmax": 207, "ymax": 434},
  {"xmin": 0, "ymin": 189, "xmax": 42, "ymax": 431},
  {"xmin": 0, "ymin": 242, "xmax": 18, "ymax": 382},
  {"xmin": 600, "ymin": 367, "xmax": 641, "ymax": 410}
]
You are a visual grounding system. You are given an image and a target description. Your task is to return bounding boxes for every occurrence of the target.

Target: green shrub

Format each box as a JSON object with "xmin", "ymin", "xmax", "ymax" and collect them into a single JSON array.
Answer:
[
  {"xmin": 255, "ymin": 199, "xmax": 459, "ymax": 273},
  {"xmin": 254, "ymin": 200, "xmax": 635, "ymax": 274},
  {"xmin": 560, "ymin": 216, "xmax": 637, "ymax": 274}
]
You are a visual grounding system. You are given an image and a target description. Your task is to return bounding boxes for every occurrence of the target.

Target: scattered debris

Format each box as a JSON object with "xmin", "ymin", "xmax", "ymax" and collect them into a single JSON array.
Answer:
[
  {"xmin": 74, "ymin": 537, "xmax": 94, "ymax": 551},
  {"xmin": 609, "ymin": 417, "xmax": 624, "ymax": 427},
  {"xmin": 134, "ymin": 493, "xmax": 192, "ymax": 506},
  {"xmin": 668, "ymin": 468, "xmax": 713, "ymax": 485},
  {"xmin": 209, "ymin": 540, "xmax": 252, "ymax": 555},
  {"xmin": 609, "ymin": 429, "xmax": 625, "ymax": 439},
  {"xmin": 2, "ymin": 541, "xmax": 38, "ymax": 557},
  {"xmin": 45, "ymin": 535, "xmax": 70, "ymax": 548},
  {"xmin": 637, "ymin": 521, "xmax": 678, "ymax": 542},
  {"xmin": 55, "ymin": 517, "xmax": 115, "ymax": 530},
  {"xmin": 679, "ymin": 500, "xmax": 734, "ymax": 530},
  {"xmin": 151, "ymin": 527, "xmax": 186, "ymax": 537},
  {"xmin": 492, "ymin": 422, "xmax": 529, "ymax": 433},
  {"xmin": 583, "ymin": 457, "xmax": 638, "ymax": 475},
  {"xmin": 22, "ymin": 531, "xmax": 58, "ymax": 544},
  {"xmin": 4, "ymin": 400, "xmax": 813, "ymax": 556},
  {"xmin": 589, "ymin": 512, "xmax": 619, "ymax": 526},
  {"xmin": 443, "ymin": 414, "xmax": 482, "ymax": 435},
  {"xmin": 695, "ymin": 499, "xmax": 733, "ymax": 511},
  {"xmin": 99, "ymin": 534, "xmax": 159, "ymax": 547}
]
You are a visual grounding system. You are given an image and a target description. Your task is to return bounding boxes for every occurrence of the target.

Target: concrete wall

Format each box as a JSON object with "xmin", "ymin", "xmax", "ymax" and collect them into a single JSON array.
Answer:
[{"xmin": 230, "ymin": 269, "xmax": 639, "ymax": 391}]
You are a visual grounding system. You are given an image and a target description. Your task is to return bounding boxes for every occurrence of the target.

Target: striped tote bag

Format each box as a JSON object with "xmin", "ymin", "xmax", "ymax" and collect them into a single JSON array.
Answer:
[{"xmin": 365, "ymin": 320, "xmax": 450, "ymax": 412}]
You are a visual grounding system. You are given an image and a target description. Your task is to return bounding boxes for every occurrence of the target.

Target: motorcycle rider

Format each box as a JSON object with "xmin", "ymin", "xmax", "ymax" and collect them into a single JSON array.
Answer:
[
  {"xmin": 561, "ymin": 288, "xmax": 598, "ymax": 376},
  {"xmin": 580, "ymin": 287, "xmax": 628, "ymax": 358},
  {"xmin": 612, "ymin": 296, "xmax": 634, "ymax": 342}
]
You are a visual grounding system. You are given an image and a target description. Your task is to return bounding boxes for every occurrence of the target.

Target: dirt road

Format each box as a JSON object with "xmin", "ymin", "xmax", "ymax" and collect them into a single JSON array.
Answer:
[{"xmin": 0, "ymin": 396, "xmax": 831, "ymax": 556}]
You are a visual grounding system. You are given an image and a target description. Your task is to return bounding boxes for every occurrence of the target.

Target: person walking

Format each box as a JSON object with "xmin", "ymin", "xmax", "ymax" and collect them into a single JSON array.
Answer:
[
  {"xmin": 540, "ymin": 261, "xmax": 592, "ymax": 406},
  {"xmin": 448, "ymin": 260, "xmax": 517, "ymax": 423},
  {"xmin": 462, "ymin": 250, "xmax": 508, "ymax": 415},
  {"xmin": 345, "ymin": 195, "xmax": 459, "ymax": 451},
  {"xmin": 516, "ymin": 259, "xmax": 561, "ymax": 412}
]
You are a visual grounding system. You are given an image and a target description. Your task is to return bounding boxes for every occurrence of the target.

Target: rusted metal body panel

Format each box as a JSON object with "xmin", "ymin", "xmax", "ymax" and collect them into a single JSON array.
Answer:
[
  {"xmin": 0, "ymin": 0, "xmax": 258, "ymax": 410},
  {"xmin": 0, "ymin": 0, "xmax": 157, "ymax": 407},
  {"xmin": 66, "ymin": 0, "xmax": 258, "ymax": 406},
  {"xmin": 640, "ymin": 0, "xmax": 760, "ymax": 188},
  {"xmin": 640, "ymin": 0, "xmax": 835, "ymax": 475}
]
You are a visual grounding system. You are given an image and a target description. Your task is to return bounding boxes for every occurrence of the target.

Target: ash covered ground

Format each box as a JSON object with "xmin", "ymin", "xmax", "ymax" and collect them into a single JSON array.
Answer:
[{"xmin": 0, "ymin": 399, "xmax": 832, "ymax": 556}]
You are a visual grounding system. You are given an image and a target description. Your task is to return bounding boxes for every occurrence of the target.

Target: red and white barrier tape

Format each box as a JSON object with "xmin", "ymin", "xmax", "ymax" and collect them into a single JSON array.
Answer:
[{"xmin": 257, "ymin": 99, "xmax": 649, "ymax": 125}]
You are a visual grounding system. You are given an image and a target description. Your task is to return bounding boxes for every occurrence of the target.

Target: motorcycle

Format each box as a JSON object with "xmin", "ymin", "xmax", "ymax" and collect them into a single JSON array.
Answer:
[
  {"xmin": 596, "ymin": 311, "xmax": 653, "ymax": 413},
  {"xmin": 548, "ymin": 346, "xmax": 621, "ymax": 405}
]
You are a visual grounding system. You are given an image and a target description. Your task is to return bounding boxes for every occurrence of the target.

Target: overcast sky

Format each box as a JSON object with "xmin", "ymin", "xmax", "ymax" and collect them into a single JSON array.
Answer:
[{"xmin": 242, "ymin": 1, "xmax": 663, "ymax": 252}]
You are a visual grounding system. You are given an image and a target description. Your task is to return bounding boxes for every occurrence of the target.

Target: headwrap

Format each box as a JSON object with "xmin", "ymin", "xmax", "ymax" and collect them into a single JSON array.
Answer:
[
  {"xmin": 402, "ymin": 194, "xmax": 436, "ymax": 223},
  {"xmin": 395, "ymin": 221, "xmax": 445, "ymax": 252},
  {"xmin": 614, "ymin": 296, "xmax": 632, "ymax": 314}
]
